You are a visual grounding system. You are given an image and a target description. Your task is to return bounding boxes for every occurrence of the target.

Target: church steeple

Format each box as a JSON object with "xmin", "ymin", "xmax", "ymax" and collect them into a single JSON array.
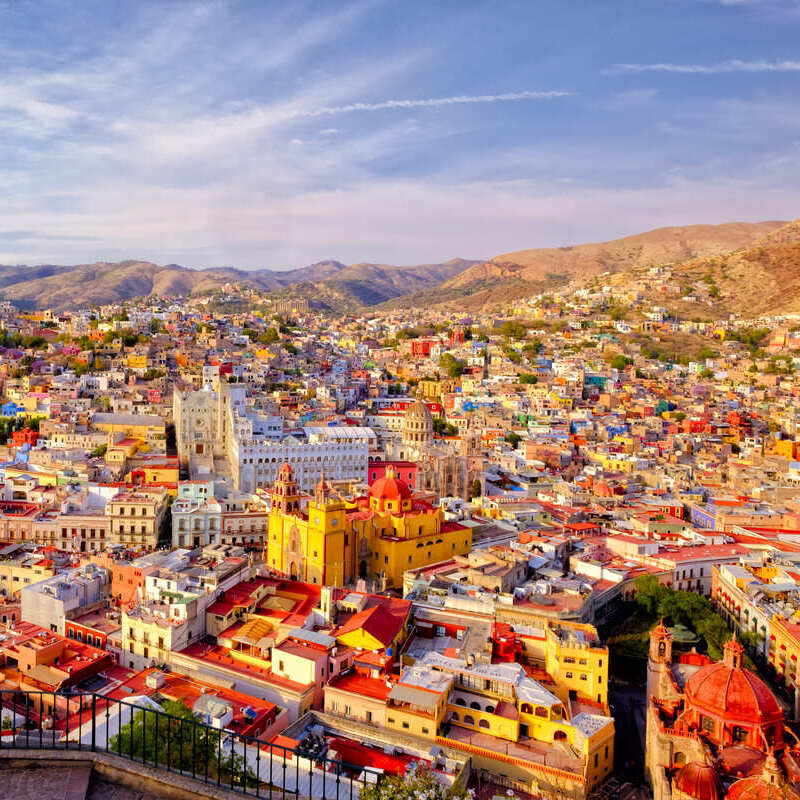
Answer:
[
  {"xmin": 649, "ymin": 619, "xmax": 673, "ymax": 664},
  {"xmin": 723, "ymin": 636, "xmax": 744, "ymax": 670},
  {"xmin": 273, "ymin": 462, "xmax": 300, "ymax": 515},
  {"xmin": 314, "ymin": 470, "xmax": 331, "ymax": 506}
]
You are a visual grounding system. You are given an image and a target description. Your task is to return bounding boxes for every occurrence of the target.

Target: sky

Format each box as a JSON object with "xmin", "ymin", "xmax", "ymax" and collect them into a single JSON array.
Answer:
[{"xmin": 0, "ymin": 0, "xmax": 799, "ymax": 270}]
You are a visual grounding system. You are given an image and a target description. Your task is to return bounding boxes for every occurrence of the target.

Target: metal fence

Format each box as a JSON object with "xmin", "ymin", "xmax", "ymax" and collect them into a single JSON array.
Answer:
[{"xmin": 0, "ymin": 689, "xmax": 380, "ymax": 799}]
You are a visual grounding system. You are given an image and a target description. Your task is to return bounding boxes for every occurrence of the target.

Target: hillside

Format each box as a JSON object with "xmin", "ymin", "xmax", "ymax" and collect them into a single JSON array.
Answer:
[
  {"xmin": 0, "ymin": 258, "xmax": 477, "ymax": 311},
  {"xmin": 420, "ymin": 220, "xmax": 788, "ymax": 310},
  {"xmin": 660, "ymin": 218, "xmax": 800, "ymax": 317}
]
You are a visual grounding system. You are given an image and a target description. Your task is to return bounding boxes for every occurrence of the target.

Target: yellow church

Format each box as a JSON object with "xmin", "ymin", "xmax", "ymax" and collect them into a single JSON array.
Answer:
[{"xmin": 267, "ymin": 464, "xmax": 471, "ymax": 588}]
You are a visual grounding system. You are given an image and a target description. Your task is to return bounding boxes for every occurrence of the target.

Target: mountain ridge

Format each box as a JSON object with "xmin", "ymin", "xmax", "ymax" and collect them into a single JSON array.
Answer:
[{"xmin": 0, "ymin": 258, "xmax": 479, "ymax": 311}]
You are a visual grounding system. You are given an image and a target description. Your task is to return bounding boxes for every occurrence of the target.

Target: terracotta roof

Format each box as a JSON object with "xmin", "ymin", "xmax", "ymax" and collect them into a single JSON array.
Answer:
[
  {"xmin": 685, "ymin": 663, "xmax": 782, "ymax": 724},
  {"xmin": 674, "ymin": 762, "xmax": 722, "ymax": 800}
]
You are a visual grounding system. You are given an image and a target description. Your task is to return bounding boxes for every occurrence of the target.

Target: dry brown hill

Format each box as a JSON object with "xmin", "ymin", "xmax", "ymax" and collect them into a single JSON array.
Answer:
[
  {"xmin": 666, "ymin": 219, "xmax": 800, "ymax": 317},
  {"xmin": 0, "ymin": 257, "xmax": 477, "ymax": 311},
  {"xmin": 446, "ymin": 220, "xmax": 786, "ymax": 291}
]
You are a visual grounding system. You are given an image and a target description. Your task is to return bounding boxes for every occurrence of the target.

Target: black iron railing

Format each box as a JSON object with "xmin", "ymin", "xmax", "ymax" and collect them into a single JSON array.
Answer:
[{"xmin": 0, "ymin": 689, "xmax": 380, "ymax": 799}]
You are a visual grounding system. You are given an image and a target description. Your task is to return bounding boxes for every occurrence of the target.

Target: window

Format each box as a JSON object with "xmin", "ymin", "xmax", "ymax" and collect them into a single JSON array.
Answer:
[
  {"xmin": 701, "ymin": 715, "xmax": 715, "ymax": 734},
  {"xmin": 402, "ymin": 722, "xmax": 409, "ymax": 729}
]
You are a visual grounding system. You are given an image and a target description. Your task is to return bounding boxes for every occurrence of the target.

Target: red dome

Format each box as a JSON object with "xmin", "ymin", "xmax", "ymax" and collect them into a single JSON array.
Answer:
[
  {"xmin": 369, "ymin": 474, "xmax": 412, "ymax": 502},
  {"xmin": 727, "ymin": 777, "xmax": 789, "ymax": 800},
  {"xmin": 674, "ymin": 762, "xmax": 722, "ymax": 800},
  {"xmin": 685, "ymin": 662, "xmax": 781, "ymax": 724}
]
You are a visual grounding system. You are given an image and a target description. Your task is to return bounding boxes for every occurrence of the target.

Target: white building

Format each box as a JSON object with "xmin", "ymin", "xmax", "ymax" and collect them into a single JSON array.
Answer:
[{"xmin": 174, "ymin": 384, "xmax": 372, "ymax": 493}]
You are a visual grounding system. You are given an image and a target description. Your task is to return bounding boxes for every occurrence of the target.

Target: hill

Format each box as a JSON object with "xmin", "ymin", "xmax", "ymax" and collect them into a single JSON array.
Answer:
[
  {"xmin": 415, "ymin": 220, "xmax": 788, "ymax": 310},
  {"xmin": 659, "ymin": 218, "xmax": 800, "ymax": 317},
  {"xmin": 0, "ymin": 258, "xmax": 477, "ymax": 311}
]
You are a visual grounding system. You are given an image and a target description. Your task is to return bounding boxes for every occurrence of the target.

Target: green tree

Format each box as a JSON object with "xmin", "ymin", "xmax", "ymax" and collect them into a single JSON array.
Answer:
[
  {"xmin": 360, "ymin": 767, "xmax": 467, "ymax": 800},
  {"xmin": 522, "ymin": 340, "xmax": 543, "ymax": 359},
  {"xmin": 502, "ymin": 345, "xmax": 521, "ymax": 364},
  {"xmin": 438, "ymin": 353, "xmax": 464, "ymax": 378},
  {"xmin": 432, "ymin": 418, "xmax": 458, "ymax": 436},
  {"xmin": 499, "ymin": 320, "xmax": 526, "ymax": 340},
  {"xmin": 259, "ymin": 328, "xmax": 279, "ymax": 345},
  {"xmin": 109, "ymin": 700, "xmax": 219, "ymax": 773},
  {"xmin": 518, "ymin": 372, "xmax": 538, "ymax": 384},
  {"xmin": 505, "ymin": 431, "xmax": 522, "ymax": 448},
  {"xmin": 608, "ymin": 354, "xmax": 632, "ymax": 371},
  {"xmin": 468, "ymin": 478, "xmax": 482, "ymax": 501}
]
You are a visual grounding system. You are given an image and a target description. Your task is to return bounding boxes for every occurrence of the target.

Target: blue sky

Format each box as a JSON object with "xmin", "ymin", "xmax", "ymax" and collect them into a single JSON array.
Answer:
[{"xmin": 0, "ymin": 0, "xmax": 798, "ymax": 269}]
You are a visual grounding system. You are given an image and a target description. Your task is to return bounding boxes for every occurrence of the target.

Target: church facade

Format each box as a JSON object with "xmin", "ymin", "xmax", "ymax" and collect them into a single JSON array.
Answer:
[
  {"xmin": 645, "ymin": 622, "xmax": 799, "ymax": 800},
  {"xmin": 266, "ymin": 463, "xmax": 472, "ymax": 589}
]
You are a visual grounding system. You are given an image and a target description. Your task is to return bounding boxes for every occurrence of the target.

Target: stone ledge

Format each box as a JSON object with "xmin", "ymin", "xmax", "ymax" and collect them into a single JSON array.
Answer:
[{"xmin": 0, "ymin": 749, "xmax": 256, "ymax": 800}]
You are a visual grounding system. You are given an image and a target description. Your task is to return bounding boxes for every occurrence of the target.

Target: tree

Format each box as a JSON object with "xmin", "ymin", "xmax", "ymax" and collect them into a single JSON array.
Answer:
[
  {"xmin": 438, "ymin": 353, "xmax": 464, "ymax": 378},
  {"xmin": 90, "ymin": 444, "xmax": 108, "ymax": 459},
  {"xmin": 499, "ymin": 320, "xmax": 526, "ymax": 340},
  {"xmin": 502, "ymin": 346, "xmax": 521, "ymax": 364},
  {"xmin": 259, "ymin": 328, "xmax": 279, "ymax": 345},
  {"xmin": 608, "ymin": 354, "xmax": 632, "ymax": 371},
  {"xmin": 109, "ymin": 700, "xmax": 219, "ymax": 774},
  {"xmin": 432, "ymin": 418, "xmax": 457, "ymax": 436},
  {"xmin": 522, "ymin": 340, "xmax": 543, "ymax": 359},
  {"xmin": 506, "ymin": 431, "xmax": 522, "ymax": 448},
  {"xmin": 518, "ymin": 372, "xmax": 538, "ymax": 384},
  {"xmin": 360, "ymin": 767, "xmax": 467, "ymax": 800},
  {"xmin": 468, "ymin": 478, "xmax": 482, "ymax": 501}
]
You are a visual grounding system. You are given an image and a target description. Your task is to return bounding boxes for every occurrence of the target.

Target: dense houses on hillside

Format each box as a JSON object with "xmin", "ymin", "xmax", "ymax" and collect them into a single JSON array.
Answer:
[{"xmin": 2, "ymin": 288, "xmax": 800, "ymax": 798}]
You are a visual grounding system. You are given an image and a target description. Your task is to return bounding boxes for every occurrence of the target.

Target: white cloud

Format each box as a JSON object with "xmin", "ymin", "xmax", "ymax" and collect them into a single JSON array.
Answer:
[
  {"xmin": 612, "ymin": 59, "xmax": 800, "ymax": 73},
  {"xmin": 292, "ymin": 90, "xmax": 572, "ymax": 118}
]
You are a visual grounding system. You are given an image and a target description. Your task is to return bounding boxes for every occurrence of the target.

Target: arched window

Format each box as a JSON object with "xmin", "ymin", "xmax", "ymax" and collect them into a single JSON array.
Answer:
[
  {"xmin": 520, "ymin": 703, "xmax": 533, "ymax": 715},
  {"xmin": 479, "ymin": 719, "xmax": 490, "ymax": 729},
  {"xmin": 455, "ymin": 697, "xmax": 466, "ymax": 706},
  {"xmin": 451, "ymin": 712, "xmax": 459, "ymax": 721},
  {"xmin": 554, "ymin": 731, "xmax": 567, "ymax": 741},
  {"xmin": 463, "ymin": 715, "xmax": 475, "ymax": 726},
  {"xmin": 470, "ymin": 701, "xmax": 480, "ymax": 710}
]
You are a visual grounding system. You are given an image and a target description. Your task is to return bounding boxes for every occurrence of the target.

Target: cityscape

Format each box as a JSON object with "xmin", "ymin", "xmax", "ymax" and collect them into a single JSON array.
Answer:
[{"xmin": 1, "ymin": 2, "xmax": 799, "ymax": 800}]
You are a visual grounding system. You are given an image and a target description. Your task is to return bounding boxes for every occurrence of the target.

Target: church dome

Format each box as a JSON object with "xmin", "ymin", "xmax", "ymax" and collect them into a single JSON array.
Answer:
[
  {"xmin": 404, "ymin": 397, "xmax": 433, "ymax": 424},
  {"xmin": 402, "ymin": 398, "xmax": 433, "ymax": 448},
  {"xmin": 674, "ymin": 762, "xmax": 723, "ymax": 800},
  {"xmin": 369, "ymin": 471, "xmax": 412, "ymax": 502},
  {"xmin": 685, "ymin": 640, "xmax": 781, "ymax": 725},
  {"xmin": 727, "ymin": 778, "xmax": 787, "ymax": 800}
]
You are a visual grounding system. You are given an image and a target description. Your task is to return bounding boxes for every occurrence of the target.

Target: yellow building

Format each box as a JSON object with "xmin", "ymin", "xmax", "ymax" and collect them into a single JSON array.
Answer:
[
  {"xmin": 121, "ymin": 601, "xmax": 195, "ymax": 670},
  {"xmin": 126, "ymin": 353, "xmax": 148, "ymax": 370},
  {"xmin": 267, "ymin": 465, "xmax": 349, "ymax": 586},
  {"xmin": 0, "ymin": 556, "xmax": 56, "ymax": 600},
  {"xmin": 411, "ymin": 653, "xmax": 614, "ymax": 793},
  {"xmin": 266, "ymin": 465, "xmax": 471, "ymax": 588},
  {"xmin": 107, "ymin": 489, "xmax": 169, "ymax": 550},
  {"xmin": 92, "ymin": 412, "xmax": 166, "ymax": 454},
  {"xmin": 768, "ymin": 615, "xmax": 800, "ymax": 690}
]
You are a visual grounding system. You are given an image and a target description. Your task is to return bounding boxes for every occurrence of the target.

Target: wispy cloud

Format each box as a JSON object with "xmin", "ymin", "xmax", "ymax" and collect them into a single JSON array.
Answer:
[
  {"xmin": 290, "ymin": 90, "xmax": 572, "ymax": 118},
  {"xmin": 611, "ymin": 59, "xmax": 800, "ymax": 73}
]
